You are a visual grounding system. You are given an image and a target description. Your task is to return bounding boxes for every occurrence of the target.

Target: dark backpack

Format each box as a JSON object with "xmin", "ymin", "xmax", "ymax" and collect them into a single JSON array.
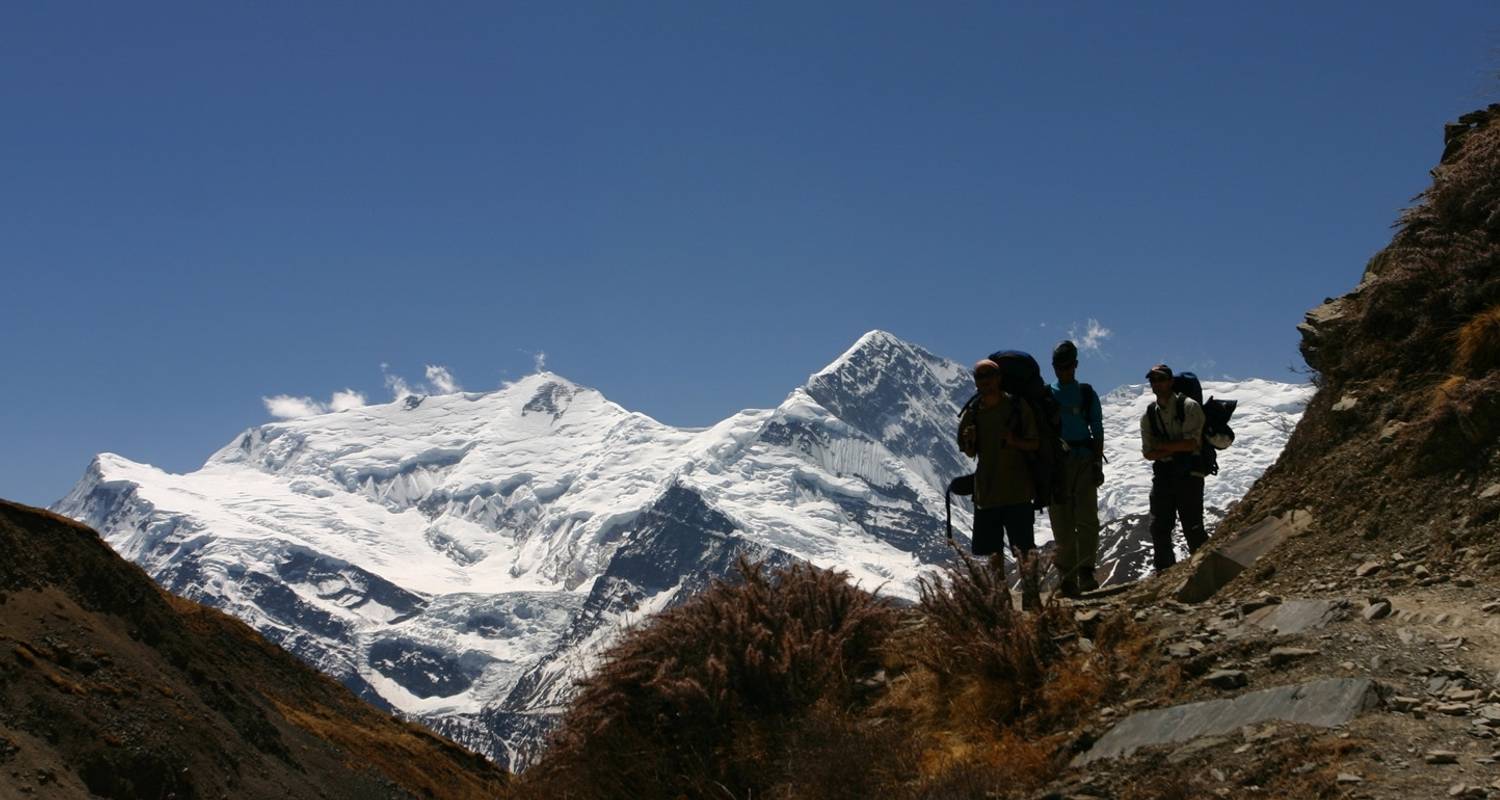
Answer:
[
  {"xmin": 956, "ymin": 350, "xmax": 1064, "ymax": 511},
  {"xmin": 1148, "ymin": 371, "xmax": 1237, "ymax": 476}
]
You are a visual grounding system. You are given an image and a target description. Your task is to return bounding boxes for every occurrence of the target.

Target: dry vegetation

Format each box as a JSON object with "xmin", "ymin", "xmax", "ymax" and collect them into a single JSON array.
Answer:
[{"xmin": 517, "ymin": 550, "xmax": 1155, "ymax": 799}]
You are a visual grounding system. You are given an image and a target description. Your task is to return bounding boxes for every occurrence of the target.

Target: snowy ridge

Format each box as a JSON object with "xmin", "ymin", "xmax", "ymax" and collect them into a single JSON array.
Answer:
[{"xmin": 53, "ymin": 332, "xmax": 1310, "ymax": 768}]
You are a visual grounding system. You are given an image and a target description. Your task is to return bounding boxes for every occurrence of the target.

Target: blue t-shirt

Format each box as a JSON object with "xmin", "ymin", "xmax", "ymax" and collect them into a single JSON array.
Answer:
[{"xmin": 1051, "ymin": 381, "xmax": 1103, "ymax": 450}]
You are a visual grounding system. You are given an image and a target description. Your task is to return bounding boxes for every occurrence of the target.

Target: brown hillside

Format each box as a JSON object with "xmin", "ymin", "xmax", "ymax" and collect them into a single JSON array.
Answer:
[
  {"xmin": 1216, "ymin": 103, "xmax": 1500, "ymax": 586},
  {"xmin": 0, "ymin": 499, "xmax": 509, "ymax": 800}
]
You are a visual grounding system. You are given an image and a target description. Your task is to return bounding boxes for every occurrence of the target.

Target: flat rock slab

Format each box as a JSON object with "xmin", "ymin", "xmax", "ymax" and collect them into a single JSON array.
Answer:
[
  {"xmin": 1174, "ymin": 509, "xmax": 1312, "ymax": 604},
  {"xmin": 1073, "ymin": 678, "xmax": 1379, "ymax": 766},
  {"xmin": 1242, "ymin": 599, "xmax": 1347, "ymax": 636}
]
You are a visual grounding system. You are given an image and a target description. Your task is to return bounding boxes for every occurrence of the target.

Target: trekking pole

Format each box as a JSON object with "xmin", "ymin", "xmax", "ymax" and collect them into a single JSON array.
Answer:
[{"xmin": 945, "ymin": 488, "xmax": 953, "ymax": 540}]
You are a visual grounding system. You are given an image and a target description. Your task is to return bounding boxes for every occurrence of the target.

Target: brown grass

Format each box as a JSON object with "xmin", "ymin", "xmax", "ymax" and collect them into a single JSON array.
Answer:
[
  {"xmin": 520, "ymin": 557, "xmax": 899, "ymax": 800},
  {"xmin": 1431, "ymin": 374, "xmax": 1468, "ymax": 412},
  {"xmin": 1457, "ymin": 304, "xmax": 1500, "ymax": 376},
  {"xmin": 273, "ymin": 699, "xmax": 507, "ymax": 800},
  {"xmin": 892, "ymin": 548, "xmax": 1155, "ymax": 791}
]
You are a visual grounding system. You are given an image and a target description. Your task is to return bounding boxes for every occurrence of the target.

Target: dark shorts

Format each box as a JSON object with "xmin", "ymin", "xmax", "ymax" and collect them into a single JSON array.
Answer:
[{"xmin": 973, "ymin": 504, "xmax": 1035, "ymax": 557}]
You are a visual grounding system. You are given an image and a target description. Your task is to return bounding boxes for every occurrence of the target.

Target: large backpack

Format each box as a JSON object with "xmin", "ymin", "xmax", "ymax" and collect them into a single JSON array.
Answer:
[
  {"xmin": 957, "ymin": 350, "xmax": 1064, "ymax": 511},
  {"xmin": 1149, "ymin": 371, "xmax": 1237, "ymax": 476}
]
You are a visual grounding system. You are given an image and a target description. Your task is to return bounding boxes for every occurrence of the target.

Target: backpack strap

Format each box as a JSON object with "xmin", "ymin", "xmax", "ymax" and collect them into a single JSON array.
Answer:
[
  {"xmin": 1079, "ymin": 383, "xmax": 1096, "ymax": 427},
  {"xmin": 1148, "ymin": 404, "xmax": 1168, "ymax": 441},
  {"xmin": 1175, "ymin": 395, "xmax": 1186, "ymax": 424}
]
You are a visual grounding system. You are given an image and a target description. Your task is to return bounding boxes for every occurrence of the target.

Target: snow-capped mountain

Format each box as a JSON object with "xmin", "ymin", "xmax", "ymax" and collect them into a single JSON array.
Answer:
[{"xmin": 53, "ymin": 331, "xmax": 1311, "ymax": 768}]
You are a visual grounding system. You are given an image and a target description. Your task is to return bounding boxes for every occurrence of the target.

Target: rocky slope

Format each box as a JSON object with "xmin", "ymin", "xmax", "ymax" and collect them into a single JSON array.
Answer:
[
  {"xmin": 1020, "ymin": 104, "xmax": 1500, "ymax": 799},
  {"xmin": 0, "ymin": 499, "xmax": 509, "ymax": 800}
]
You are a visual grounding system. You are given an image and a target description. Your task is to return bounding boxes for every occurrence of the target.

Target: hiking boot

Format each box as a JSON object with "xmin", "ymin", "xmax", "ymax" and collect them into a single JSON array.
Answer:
[{"xmin": 1057, "ymin": 577, "xmax": 1081, "ymax": 599}]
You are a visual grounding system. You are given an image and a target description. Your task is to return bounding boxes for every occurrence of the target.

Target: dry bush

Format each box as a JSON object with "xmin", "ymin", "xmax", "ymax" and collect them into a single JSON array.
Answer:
[
  {"xmin": 1458, "ymin": 304, "xmax": 1500, "ymax": 377},
  {"xmin": 1430, "ymin": 374, "xmax": 1468, "ymax": 412},
  {"xmin": 520, "ymin": 557, "xmax": 898, "ymax": 800},
  {"xmin": 900, "ymin": 548, "xmax": 1154, "ymax": 792},
  {"xmin": 913, "ymin": 548, "xmax": 1070, "ymax": 723}
]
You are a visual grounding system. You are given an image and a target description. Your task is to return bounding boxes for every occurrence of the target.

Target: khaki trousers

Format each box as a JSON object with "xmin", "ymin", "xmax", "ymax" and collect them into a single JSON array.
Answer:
[{"xmin": 1047, "ymin": 456, "xmax": 1101, "ymax": 581}]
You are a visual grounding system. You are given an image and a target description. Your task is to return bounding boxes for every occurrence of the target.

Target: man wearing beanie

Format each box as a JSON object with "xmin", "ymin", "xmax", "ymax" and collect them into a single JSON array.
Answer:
[
  {"xmin": 1140, "ymin": 364, "xmax": 1208, "ymax": 571},
  {"xmin": 1048, "ymin": 341, "xmax": 1103, "ymax": 596}
]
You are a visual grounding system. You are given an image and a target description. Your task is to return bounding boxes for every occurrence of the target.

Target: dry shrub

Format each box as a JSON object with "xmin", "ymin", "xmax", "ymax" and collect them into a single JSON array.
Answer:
[
  {"xmin": 1432, "ymin": 374, "xmax": 1469, "ymax": 411},
  {"xmin": 520, "ymin": 557, "xmax": 898, "ymax": 800},
  {"xmin": 913, "ymin": 548, "xmax": 1072, "ymax": 725},
  {"xmin": 902, "ymin": 548, "xmax": 1152, "ymax": 791},
  {"xmin": 766, "ymin": 700, "xmax": 917, "ymax": 800},
  {"xmin": 1457, "ymin": 304, "xmax": 1500, "ymax": 376},
  {"xmin": 914, "ymin": 729, "xmax": 1058, "ymax": 795}
]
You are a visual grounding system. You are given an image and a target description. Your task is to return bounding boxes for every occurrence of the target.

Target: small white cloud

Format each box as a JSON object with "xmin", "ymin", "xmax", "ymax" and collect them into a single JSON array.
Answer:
[
  {"xmin": 533, "ymin": 351, "xmax": 548, "ymax": 372},
  {"xmin": 263, "ymin": 395, "xmax": 328, "ymax": 419},
  {"xmin": 425, "ymin": 365, "xmax": 461, "ymax": 394},
  {"xmin": 264, "ymin": 388, "xmax": 368, "ymax": 419},
  {"xmin": 383, "ymin": 365, "xmax": 414, "ymax": 400},
  {"xmin": 1067, "ymin": 318, "xmax": 1114, "ymax": 355},
  {"xmin": 329, "ymin": 389, "xmax": 367, "ymax": 411}
]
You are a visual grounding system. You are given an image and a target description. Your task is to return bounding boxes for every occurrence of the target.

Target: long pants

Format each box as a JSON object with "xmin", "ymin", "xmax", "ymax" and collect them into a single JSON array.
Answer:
[
  {"xmin": 1149, "ymin": 465, "xmax": 1207, "ymax": 570},
  {"xmin": 1047, "ymin": 456, "xmax": 1100, "ymax": 582}
]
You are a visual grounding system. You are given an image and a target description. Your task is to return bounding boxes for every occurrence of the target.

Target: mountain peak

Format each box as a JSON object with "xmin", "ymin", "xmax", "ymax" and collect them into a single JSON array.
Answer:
[{"xmin": 808, "ymin": 330, "xmax": 934, "ymax": 389}]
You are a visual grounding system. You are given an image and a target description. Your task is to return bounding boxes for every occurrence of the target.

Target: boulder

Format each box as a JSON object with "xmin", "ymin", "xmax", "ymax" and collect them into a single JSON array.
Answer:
[{"xmin": 1206, "ymin": 670, "xmax": 1249, "ymax": 689}]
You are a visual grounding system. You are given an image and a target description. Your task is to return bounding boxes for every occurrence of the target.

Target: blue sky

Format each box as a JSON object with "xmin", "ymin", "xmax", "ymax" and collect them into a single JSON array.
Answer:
[{"xmin": 3, "ymin": 2, "xmax": 1497, "ymax": 506}]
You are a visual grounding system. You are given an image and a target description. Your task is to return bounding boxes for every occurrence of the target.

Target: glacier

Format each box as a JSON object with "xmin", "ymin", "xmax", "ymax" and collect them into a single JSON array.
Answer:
[{"xmin": 53, "ymin": 330, "xmax": 1311, "ymax": 768}]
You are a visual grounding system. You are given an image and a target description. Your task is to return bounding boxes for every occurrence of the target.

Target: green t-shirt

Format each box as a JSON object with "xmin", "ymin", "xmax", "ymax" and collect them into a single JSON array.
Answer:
[{"xmin": 959, "ymin": 395, "xmax": 1038, "ymax": 509}]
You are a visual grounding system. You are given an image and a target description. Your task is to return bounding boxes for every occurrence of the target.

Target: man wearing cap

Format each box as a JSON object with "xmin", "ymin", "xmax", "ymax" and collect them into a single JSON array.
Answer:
[
  {"xmin": 1048, "ymin": 341, "xmax": 1104, "ymax": 596},
  {"xmin": 1140, "ymin": 364, "xmax": 1208, "ymax": 571},
  {"xmin": 958, "ymin": 358, "xmax": 1042, "ymax": 609}
]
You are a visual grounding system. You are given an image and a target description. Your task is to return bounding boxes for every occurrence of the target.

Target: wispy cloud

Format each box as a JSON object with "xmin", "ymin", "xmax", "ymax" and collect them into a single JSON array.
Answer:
[
  {"xmin": 1067, "ymin": 318, "xmax": 1113, "ymax": 356},
  {"xmin": 262, "ymin": 389, "xmax": 368, "ymax": 419},
  {"xmin": 425, "ymin": 365, "xmax": 461, "ymax": 394},
  {"xmin": 382, "ymin": 363, "xmax": 415, "ymax": 400},
  {"xmin": 380, "ymin": 363, "xmax": 463, "ymax": 400},
  {"xmin": 329, "ymin": 389, "xmax": 367, "ymax": 411}
]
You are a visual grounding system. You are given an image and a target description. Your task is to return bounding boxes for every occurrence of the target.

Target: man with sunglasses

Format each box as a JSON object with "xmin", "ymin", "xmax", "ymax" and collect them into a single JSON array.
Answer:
[
  {"xmin": 1140, "ymin": 363, "xmax": 1208, "ymax": 572},
  {"xmin": 958, "ymin": 358, "xmax": 1042, "ymax": 609}
]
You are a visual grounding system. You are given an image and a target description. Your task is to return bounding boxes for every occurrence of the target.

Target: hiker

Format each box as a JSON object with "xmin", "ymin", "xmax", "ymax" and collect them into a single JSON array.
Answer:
[
  {"xmin": 1140, "ymin": 363, "xmax": 1208, "ymax": 571},
  {"xmin": 958, "ymin": 358, "xmax": 1043, "ymax": 609},
  {"xmin": 1047, "ymin": 341, "xmax": 1103, "ymax": 596}
]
